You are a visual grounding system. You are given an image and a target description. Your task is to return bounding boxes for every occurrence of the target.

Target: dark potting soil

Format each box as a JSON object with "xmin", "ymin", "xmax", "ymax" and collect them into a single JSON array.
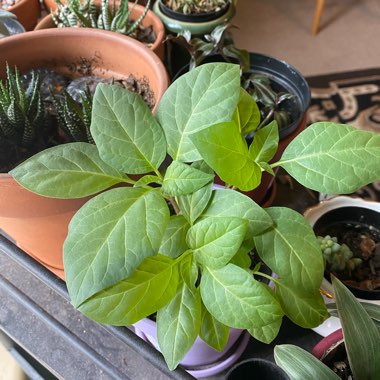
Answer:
[
  {"xmin": 130, "ymin": 25, "xmax": 156, "ymax": 47},
  {"xmin": 322, "ymin": 341, "xmax": 353, "ymax": 380},
  {"xmin": 321, "ymin": 222, "xmax": 380, "ymax": 293}
]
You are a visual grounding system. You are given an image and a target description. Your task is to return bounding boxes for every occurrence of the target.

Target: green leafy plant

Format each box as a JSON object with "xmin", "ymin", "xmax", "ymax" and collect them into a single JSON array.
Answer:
[
  {"xmin": 53, "ymin": 0, "xmax": 151, "ymax": 36},
  {"xmin": 164, "ymin": 0, "xmax": 228, "ymax": 14},
  {"xmin": 0, "ymin": 64, "xmax": 48, "ymax": 170},
  {"xmin": 242, "ymin": 73, "xmax": 295, "ymax": 132},
  {"xmin": 274, "ymin": 276, "xmax": 380, "ymax": 380},
  {"xmin": 52, "ymin": 89, "xmax": 94, "ymax": 144},
  {"xmin": 167, "ymin": 23, "xmax": 249, "ymax": 72},
  {"xmin": 10, "ymin": 63, "xmax": 380, "ymax": 370}
]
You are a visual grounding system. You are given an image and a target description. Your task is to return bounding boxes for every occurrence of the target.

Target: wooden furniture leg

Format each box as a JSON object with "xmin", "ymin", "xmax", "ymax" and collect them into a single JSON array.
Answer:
[{"xmin": 312, "ymin": 0, "xmax": 325, "ymax": 36}]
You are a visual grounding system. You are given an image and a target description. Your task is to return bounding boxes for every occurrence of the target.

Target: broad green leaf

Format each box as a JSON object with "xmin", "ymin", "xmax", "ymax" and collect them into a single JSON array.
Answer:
[
  {"xmin": 159, "ymin": 215, "xmax": 190, "ymax": 259},
  {"xmin": 10, "ymin": 143, "xmax": 127, "ymax": 198},
  {"xmin": 91, "ymin": 83, "xmax": 166, "ymax": 174},
  {"xmin": 64, "ymin": 187, "xmax": 170, "ymax": 307},
  {"xmin": 229, "ymin": 238, "xmax": 254, "ymax": 268},
  {"xmin": 188, "ymin": 216, "xmax": 248, "ymax": 268},
  {"xmin": 156, "ymin": 63, "xmax": 241, "ymax": 162},
  {"xmin": 157, "ymin": 281, "xmax": 202, "ymax": 370},
  {"xmin": 254, "ymin": 207, "xmax": 324, "ymax": 292},
  {"xmin": 275, "ymin": 280, "xmax": 329, "ymax": 328},
  {"xmin": 161, "ymin": 161, "xmax": 214, "ymax": 196},
  {"xmin": 134, "ymin": 175, "xmax": 162, "ymax": 187},
  {"xmin": 191, "ymin": 120, "xmax": 262, "ymax": 191},
  {"xmin": 274, "ymin": 345, "xmax": 340, "ymax": 380},
  {"xmin": 180, "ymin": 254, "xmax": 198, "ymax": 289},
  {"xmin": 248, "ymin": 317, "xmax": 282, "ymax": 344},
  {"xmin": 277, "ymin": 122, "xmax": 380, "ymax": 194},
  {"xmin": 249, "ymin": 121, "xmax": 279, "ymax": 163},
  {"xmin": 200, "ymin": 305, "xmax": 229, "ymax": 351},
  {"xmin": 234, "ymin": 88, "xmax": 260, "ymax": 135},
  {"xmin": 78, "ymin": 255, "xmax": 178, "ymax": 325},
  {"xmin": 177, "ymin": 182, "xmax": 213, "ymax": 224},
  {"xmin": 200, "ymin": 264, "xmax": 283, "ymax": 329},
  {"xmin": 202, "ymin": 189, "xmax": 273, "ymax": 237},
  {"xmin": 333, "ymin": 276, "xmax": 380, "ymax": 380},
  {"xmin": 191, "ymin": 160, "xmax": 214, "ymax": 174}
]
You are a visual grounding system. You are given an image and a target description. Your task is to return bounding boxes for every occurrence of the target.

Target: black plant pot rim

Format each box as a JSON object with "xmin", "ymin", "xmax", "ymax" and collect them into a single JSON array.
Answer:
[{"xmin": 159, "ymin": 0, "xmax": 230, "ymax": 23}]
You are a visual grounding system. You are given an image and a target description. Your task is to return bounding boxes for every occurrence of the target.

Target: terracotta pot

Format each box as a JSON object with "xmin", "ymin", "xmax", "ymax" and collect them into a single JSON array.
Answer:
[
  {"xmin": 36, "ymin": 2, "xmax": 166, "ymax": 60},
  {"xmin": 0, "ymin": 28, "xmax": 169, "ymax": 280},
  {"xmin": 8, "ymin": 0, "xmax": 40, "ymax": 31}
]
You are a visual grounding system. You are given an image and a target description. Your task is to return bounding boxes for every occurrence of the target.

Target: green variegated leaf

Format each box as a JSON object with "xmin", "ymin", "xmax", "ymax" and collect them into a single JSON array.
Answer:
[
  {"xmin": 333, "ymin": 276, "xmax": 380, "ymax": 380},
  {"xmin": 159, "ymin": 215, "xmax": 190, "ymax": 259},
  {"xmin": 191, "ymin": 120, "xmax": 262, "ymax": 191},
  {"xmin": 200, "ymin": 305, "xmax": 229, "ymax": 351},
  {"xmin": 177, "ymin": 181, "xmax": 213, "ymax": 224},
  {"xmin": 275, "ymin": 280, "xmax": 329, "ymax": 328},
  {"xmin": 274, "ymin": 345, "xmax": 340, "ymax": 380},
  {"xmin": 156, "ymin": 63, "xmax": 241, "ymax": 162},
  {"xmin": 10, "ymin": 143, "xmax": 127, "ymax": 198},
  {"xmin": 134, "ymin": 175, "xmax": 162, "ymax": 187},
  {"xmin": 200, "ymin": 264, "xmax": 283, "ymax": 329},
  {"xmin": 78, "ymin": 255, "xmax": 178, "ymax": 325},
  {"xmin": 234, "ymin": 88, "xmax": 260, "ymax": 135},
  {"xmin": 249, "ymin": 121, "xmax": 279, "ymax": 163},
  {"xmin": 161, "ymin": 160, "xmax": 214, "ymax": 196},
  {"xmin": 202, "ymin": 189, "xmax": 273, "ymax": 237},
  {"xmin": 277, "ymin": 122, "xmax": 380, "ymax": 194},
  {"xmin": 64, "ymin": 187, "xmax": 169, "ymax": 307},
  {"xmin": 188, "ymin": 216, "xmax": 248, "ymax": 268},
  {"xmin": 91, "ymin": 83, "xmax": 166, "ymax": 174},
  {"xmin": 248, "ymin": 317, "xmax": 282, "ymax": 344},
  {"xmin": 254, "ymin": 208, "xmax": 324, "ymax": 292},
  {"xmin": 157, "ymin": 281, "xmax": 202, "ymax": 370}
]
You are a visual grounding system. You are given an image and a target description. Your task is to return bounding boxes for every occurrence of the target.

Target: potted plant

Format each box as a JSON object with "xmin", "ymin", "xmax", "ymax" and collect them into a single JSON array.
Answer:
[
  {"xmin": 0, "ymin": 27, "xmax": 169, "ymax": 279},
  {"xmin": 274, "ymin": 276, "xmax": 380, "ymax": 379},
  {"xmin": 166, "ymin": 25, "xmax": 310, "ymax": 204},
  {"xmin": 153, "ymin": 0, "xmax": 236, "ymax": 34},
  {"xmin": 36, "ymin": 0, "xmax": 166, "ymax": 59},
  {"xmin": 10, "ymin": 63, "xmax": 380, "ymax": 372},
  {"xmin": 1, "ymin": 0, "xmax": 40, "ymax": 30}
]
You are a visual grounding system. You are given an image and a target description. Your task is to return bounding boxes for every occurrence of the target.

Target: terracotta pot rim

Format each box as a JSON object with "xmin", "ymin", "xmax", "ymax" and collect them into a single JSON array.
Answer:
[
  {"xmin": 0, "ymin": 27, "xmax": 168, "ymax": 108},
  {"xmin": 35, "ymin": 3, "xmax": 165, "ymax": 54}
]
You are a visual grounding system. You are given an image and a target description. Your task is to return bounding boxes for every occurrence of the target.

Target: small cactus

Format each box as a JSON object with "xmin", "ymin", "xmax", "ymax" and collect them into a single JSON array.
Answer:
[
  {"xmin": 318, "ymin": 235, "xmax": 362, "ymax": 273},
  {"xmin": 0, "ymin": 64, "xmax": 47, "ymax": 169},
  {"xmin": 53, "ymin": 0, "xmax": 151, "ymax": 36},
  {"xmin": 52, "ymin": 89, "xmax": 94, "ymax": 144},
  {"xmin": 165, "ymin": 0, "xmax": 228, "ymax": 14}
]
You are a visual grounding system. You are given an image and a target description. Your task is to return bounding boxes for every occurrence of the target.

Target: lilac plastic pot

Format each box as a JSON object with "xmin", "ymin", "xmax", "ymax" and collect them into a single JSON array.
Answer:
[{"xmin": 133, "ymin": 318, "xmax": 250, "ymax": 377}]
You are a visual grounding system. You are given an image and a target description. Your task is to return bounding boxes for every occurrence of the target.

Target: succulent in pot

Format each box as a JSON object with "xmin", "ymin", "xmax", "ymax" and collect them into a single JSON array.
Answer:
[
  {"xmin": 274, "ymin": 276, "xmax": 380, "ymax": 380},
  {"xmin": 10, "ymin": 63, "xmax": 380, "ymax": 370}
]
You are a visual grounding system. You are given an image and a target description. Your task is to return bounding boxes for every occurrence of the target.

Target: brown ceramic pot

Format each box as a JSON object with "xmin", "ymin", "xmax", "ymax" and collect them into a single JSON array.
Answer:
[
  {"xmin": 8, "ymin": 0, "xmax": 41, "ymax": 31},
  {"xmin": 36, "ymin": 2, "xmax": 166, "ymax": 59},
  {"xmin": 0, "ymin": 28, "xmax": 169, "ymax": 280}
]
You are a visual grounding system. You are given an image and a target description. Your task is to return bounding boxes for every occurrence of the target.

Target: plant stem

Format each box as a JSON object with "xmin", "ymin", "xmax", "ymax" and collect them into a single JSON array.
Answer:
[
  {"xmin": 170, "ymin": 196, "xmax": 180, "ymax": 215},
  {"xmin": 253, "ymin": 271, "xmax": 278, "ymax": 284},
  {"xmin": 257, "ymin": 108, "xmax": 274, "ymax": 130}
]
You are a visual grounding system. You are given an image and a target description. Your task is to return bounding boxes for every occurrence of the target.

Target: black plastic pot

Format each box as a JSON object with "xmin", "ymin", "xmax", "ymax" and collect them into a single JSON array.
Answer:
[
  {"xmin": 159, "ymin": 0, "xmax": 230, "ymax": 22},
  {"xmin": 247, "ymin": 52, "xmax": 310, "ymax": 140},
  {"xmin": 226, "ymin": 358, "xmax": 289, "ymax": 380},
  {"xmin": 314, "ymin": 206, "xmax": 380, "ymax": 300}
]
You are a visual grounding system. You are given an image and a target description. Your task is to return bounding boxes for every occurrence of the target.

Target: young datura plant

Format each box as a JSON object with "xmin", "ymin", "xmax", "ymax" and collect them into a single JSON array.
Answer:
[
  {"xmin": 53, "ymin": 0, "xmax": 151, "ymax": 36},
  {"xmin": 10, "ymin": 63, "xmax": 380, "ymax": 370}
]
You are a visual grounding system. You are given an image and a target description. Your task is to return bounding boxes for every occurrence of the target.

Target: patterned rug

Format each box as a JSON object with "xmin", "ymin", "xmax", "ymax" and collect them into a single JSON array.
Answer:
[{"xmin": 306, "ymin": 68, "xmax": 380, "ymax": 201}]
